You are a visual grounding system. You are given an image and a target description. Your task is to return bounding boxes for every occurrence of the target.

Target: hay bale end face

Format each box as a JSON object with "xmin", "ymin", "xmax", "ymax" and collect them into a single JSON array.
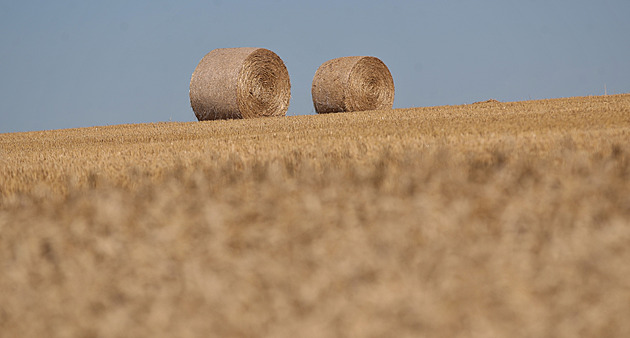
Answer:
[
  {"xmin": 190, "ymin": 47, "xmax": 291, "ymax": 120},
  {"xmin": 312, "ymin": 56, "xmax": 395, "ymax": 114}
]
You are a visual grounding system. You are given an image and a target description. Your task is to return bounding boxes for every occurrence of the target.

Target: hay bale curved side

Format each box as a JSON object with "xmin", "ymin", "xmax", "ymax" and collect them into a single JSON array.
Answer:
[
  {"xmin": 311, "ymin": 56, "xmax": 395, "ymax": 114},
  {"xmin": 190, "ymin": 47, "xmax": 291, "ymax": 120}
]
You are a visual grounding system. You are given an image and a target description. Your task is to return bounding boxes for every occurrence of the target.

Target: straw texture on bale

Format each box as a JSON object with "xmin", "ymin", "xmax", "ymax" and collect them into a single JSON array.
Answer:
[
  {"xmin": 190, "ymin": 47, "xmax": 291, "ymax": 120},
  {"xmin": 312, "ymin": 56, "xmax": 395, "ymax": 114}
]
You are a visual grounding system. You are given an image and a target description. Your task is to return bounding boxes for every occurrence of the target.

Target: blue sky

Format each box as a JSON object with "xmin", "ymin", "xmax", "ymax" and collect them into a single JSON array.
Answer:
[{"xmin": 1, "ymin": 0, "xmax": 628, "ymax": 133}]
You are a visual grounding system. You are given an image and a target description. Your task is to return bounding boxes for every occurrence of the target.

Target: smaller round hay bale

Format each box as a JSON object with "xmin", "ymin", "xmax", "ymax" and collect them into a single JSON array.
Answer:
[
  {"xmin": 311, "ymin": 56, "xmax": 394, "ymax": 114},
  {"xmin": 189, "ymin": 47, "xmax": 291, "ymax": 120}
]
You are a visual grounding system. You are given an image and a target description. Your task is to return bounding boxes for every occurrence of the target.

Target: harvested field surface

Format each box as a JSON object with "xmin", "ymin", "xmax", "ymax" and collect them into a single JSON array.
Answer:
[{"xmin": 1, "ymin": 94, "xmax": 630, "ymax": 337}]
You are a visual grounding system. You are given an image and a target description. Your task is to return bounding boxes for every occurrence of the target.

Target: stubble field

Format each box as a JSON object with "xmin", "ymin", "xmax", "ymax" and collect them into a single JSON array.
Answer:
[{"xmin": 1, "ymin": 94, "xmax": 630, "ymax": 337}]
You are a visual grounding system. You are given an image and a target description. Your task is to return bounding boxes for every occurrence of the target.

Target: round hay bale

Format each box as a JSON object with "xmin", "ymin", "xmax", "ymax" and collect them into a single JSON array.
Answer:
[
  {"xmin": 311, "ymin": 56, "xmax": 394, "ymax": 114},
  {"xmin": 189, "ymin": 47, "xmax": 291, "ymax": 120}
]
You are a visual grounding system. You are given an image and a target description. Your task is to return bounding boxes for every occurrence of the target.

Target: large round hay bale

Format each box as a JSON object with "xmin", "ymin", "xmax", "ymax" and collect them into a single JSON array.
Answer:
[
  {"xmin": 189, "ymin": 47, "xmax": 291, "ymax": 120},
  {"xmin": 311, "ymin": 56, "xmax": 394, "ymax": 114}
]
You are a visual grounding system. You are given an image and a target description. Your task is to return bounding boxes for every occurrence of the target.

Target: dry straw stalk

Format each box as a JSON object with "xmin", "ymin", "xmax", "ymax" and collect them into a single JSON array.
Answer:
[
  {"xmin": 312, "ymin": 56, "xmax": 395, "ymax": 114},
  {"xmin": 190, "ymin": 47, "xmax": 291, "ymax": 120}
]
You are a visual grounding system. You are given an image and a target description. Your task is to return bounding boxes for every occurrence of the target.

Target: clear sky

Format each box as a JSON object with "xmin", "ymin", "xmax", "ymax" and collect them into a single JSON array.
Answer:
[{"xmin": 1, "ymin": 0, "xmax": 628, "ymax": 133}]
